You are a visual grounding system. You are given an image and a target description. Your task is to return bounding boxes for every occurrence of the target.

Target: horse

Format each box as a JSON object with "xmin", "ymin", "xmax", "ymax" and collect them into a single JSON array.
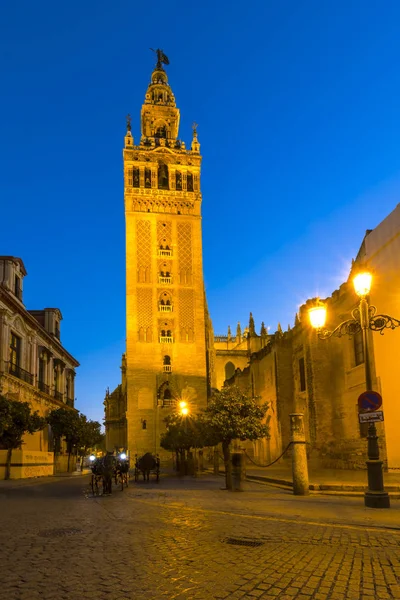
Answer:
[
  {"xmin": 134, "ymin": 453, "xmax": 160, "ymax": 483},
  {"xmin": 114, "ymin": 455, "xmax": 130, "ymax": 491}
]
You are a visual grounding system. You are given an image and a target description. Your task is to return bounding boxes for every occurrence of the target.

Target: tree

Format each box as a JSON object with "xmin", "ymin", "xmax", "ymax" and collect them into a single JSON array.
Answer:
[
  {"xmin": 160, "ymin": 413, "xmax": 220, "ymax": 473},
  {"xmin": 76, "ymin": 416, "xmax": 103, "ymax": 469},
  {"xmin": 47, "ymin": 407, "xmax": 81, "ymax": 471},
  {"xmin": 204, "ymin": 385, "xmax": 269, "ymax": 490},
  {"xmin": 0, "ymin": 395, "xmax": 46, "ymax": 480}
]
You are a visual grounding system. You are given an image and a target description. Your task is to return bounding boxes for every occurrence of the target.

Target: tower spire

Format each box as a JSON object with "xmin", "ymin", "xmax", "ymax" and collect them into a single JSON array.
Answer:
[
  {"xmin": 191, "ymin": 122, "xmax": 200, "ymax": 153},
  {"xmin": 249, "ymin": 312, "xmax": 256, "ymax": 336},
  {"xmin": 141, "ymin": 49, "xmax": 180, "ymax": 142}
]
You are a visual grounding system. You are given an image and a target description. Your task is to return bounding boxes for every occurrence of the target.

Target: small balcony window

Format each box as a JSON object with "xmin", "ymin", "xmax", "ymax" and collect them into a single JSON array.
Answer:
[
  {"xmin": 159, "ymin": 272, "xmax": 172, "ymax": 284},
  {"xmin": 163, "ymin": 355, "xmax": 172, "ymax": 372},
  {"xmin": 158, "ymin": 247, "xmax": 172, "ymax": 257},
  {"xmin": 159, "ymin": 302, "xmax": 173, "ymax": 312},
  {"xmin": 159, "ymin": 330, "xmax": 173, "ymax": 344}
]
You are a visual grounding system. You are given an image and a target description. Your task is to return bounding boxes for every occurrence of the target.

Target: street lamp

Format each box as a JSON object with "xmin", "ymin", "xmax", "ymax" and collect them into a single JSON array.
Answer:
[
  {"xmin": 179, "ymin": 400, "xmax": 189, "ymax": 416},
  {"xmin": 309, "ymin": 269, "xmax": 400, "ymax": 509}
]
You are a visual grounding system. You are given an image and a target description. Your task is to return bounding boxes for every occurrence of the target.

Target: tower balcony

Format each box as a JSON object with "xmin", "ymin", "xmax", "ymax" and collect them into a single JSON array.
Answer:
[
  {"xmin": 159, "ymin": 304, "xmax": 173, "ymax": 312},
  {"xmin": 159, "ymin": 336, "xmax": 173, "ymax": 344},
  {"xmin": 158, "ymin": 249, "xmax": 173, "ymax": 257},
  {"xmin": 163, "ymin": 365, "xmax": 172, "ymax": 373},
  {"xmin": 158, "ymin": 276, "xmax": 172, "ymax": 284}
]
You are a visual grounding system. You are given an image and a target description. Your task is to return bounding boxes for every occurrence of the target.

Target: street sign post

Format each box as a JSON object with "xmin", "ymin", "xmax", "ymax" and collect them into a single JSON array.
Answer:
[
  {"xmin": 358, "ymin": 391, "xmax": 382, "ymax": 412},
  {"xmin": 358, "ymin": 411, "xmax": 384, "ymax": 424}
]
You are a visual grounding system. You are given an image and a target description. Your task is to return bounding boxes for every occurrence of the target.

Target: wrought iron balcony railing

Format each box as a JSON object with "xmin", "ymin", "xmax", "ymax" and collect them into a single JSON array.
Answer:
[
  {"xmin": 7, "ymin": 362, "xmax": 34, "ymax": 385},
  {"xmin": 158, "ymin": 276, "xmax": 172, "ymax": 284},
  {"xmin": 159, "ymin": 304, "xmax": 173, "ymax": 312},
  {"xmin": 54, "ymin": 390, "xmax": 64, "ymax": 402},
  {"xmin": 66, "ymin": 398, "xmax": 74, "ymax": 408},
  {"xmin": 159, "ymin": 336, "xmax": 173, "ymax": 344},
  {"xmin": 158, "ymin": 249, "xmax": 172, "ymax": 257},
  {"xmin": 163, "ymin": 365, "xmax": 172, "ymax": 373},
  {"xmin": 38, "ymin": 380, "xmax": 50, "ymax": 395}
]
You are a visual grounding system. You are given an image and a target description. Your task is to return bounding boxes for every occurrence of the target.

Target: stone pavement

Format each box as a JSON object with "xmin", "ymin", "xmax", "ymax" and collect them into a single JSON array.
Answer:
[{"xmin": 1, "ymin": 473, "xmax": 400, "ymax": 600}]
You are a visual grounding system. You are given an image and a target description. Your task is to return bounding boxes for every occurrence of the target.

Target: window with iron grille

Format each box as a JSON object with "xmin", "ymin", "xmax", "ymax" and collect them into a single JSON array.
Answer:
[
  {"xmin": 9, "ymin": 332, "xmax": 21, "ymax": 367},
  {"xmin": 299, "ymin": 357, "xmax": 306, "ymax": 392}
]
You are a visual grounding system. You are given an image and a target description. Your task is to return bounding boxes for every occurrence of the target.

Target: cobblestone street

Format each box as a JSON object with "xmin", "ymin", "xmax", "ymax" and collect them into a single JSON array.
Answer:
[{"xmin": 1, "ymin": 474, "xmax": 400, "ymax": 600}]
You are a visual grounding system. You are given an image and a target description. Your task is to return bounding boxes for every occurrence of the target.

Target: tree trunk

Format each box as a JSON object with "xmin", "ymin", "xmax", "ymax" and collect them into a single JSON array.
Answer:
[
  {"xmin": 5, "ymin": 447, "xmax": 13, "ymax": 480},
  {"xmin": 222, "ymin": 441, "xmax": 232, "ymax": 490}
]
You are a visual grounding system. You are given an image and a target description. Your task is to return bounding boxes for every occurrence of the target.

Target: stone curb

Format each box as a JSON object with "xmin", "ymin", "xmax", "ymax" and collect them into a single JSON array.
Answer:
[{"xmin": 0, "ymin": 471, "xmax": 90, "ymax": 490}]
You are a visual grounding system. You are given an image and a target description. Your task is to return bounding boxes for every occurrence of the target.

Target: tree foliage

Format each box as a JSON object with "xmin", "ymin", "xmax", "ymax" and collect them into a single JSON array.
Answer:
[
  {"xmin": 46, "ymin": 407, "xmax": 81, "ymax": 454},
  {"xmin": 205, "ymin": 385, "xmax": 269, "ymax": 445},
  {"xmin": 0, "ymin": 395, "xmax": 46, "ymax": 479},
  {"xmin": 47, "ymin": 408, "xmax": 103, "ymax": 469},
  {"xmin": 76, "ymin": 415, "xmax": 103, "ymax": 459},
  {"xmin": 160, "ymin": 413, "xmax": 219, "ymax": 454},
  {"xmin": 205, "ymin": 385, "xmax": 269, "ymax": 490}
]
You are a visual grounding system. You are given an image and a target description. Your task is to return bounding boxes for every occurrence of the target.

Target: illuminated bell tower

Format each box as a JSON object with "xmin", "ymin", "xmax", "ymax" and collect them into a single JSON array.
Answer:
[{"xmin": 124, "ymin": 50, "xmax": 208, "ymax": 456}]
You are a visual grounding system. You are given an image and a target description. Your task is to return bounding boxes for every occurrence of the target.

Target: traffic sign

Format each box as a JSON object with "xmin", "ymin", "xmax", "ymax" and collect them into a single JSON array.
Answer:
[
  {"xmin": 358, "ymin": 411, "xmax": 384, "ymax": 424},
  {"xmin": 358, "ymin": 391, "xmax": 382, "ymax": 412}
]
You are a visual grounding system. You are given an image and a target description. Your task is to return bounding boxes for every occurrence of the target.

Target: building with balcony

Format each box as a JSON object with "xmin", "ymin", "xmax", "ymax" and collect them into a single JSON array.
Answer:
[{"xmin": 0, "ymin": 256, "xmax": 79, "ymax": 478}]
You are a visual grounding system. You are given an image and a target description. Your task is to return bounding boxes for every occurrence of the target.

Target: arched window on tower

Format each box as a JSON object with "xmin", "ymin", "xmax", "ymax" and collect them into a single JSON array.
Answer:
[
  {"xmin": 133, "ymin": 168, "xmax": 140, "ymax": 188},
  {"xmin": 156, "ymin": 125, "xmax": 167, "ymax": 138},
  {"xmin": 187, "ymin": 172, "xmax": 194, "ymax": 192},
  {"xmin": 164, "ymin": 388, "xmax": 172, "ymax": 400},
  {"xmin": 145, "ymin": 168, "xmax": 152, "ymax": 188},
  {"xmin": 163, "ymin": 355, "xmax": 172, "ymax": 373},
  {"xmin": 158, "ymin": 163, "xmax": 169, "ymax": 190},
  {"xmin": 176, "ymin": 171, "xmax": 182, "ymax": 191}
]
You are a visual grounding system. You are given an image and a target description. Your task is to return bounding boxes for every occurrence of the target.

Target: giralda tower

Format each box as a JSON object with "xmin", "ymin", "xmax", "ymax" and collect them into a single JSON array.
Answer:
[{"xmin": 123, "ymin": 50, "xmax": 209, "ymax": 456}]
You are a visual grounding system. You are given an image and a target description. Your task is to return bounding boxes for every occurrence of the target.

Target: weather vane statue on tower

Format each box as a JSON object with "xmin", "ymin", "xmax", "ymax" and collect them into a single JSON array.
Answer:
[{"xmin": 150, "ymin": 48, "xmax": 170, "ymax": 69}]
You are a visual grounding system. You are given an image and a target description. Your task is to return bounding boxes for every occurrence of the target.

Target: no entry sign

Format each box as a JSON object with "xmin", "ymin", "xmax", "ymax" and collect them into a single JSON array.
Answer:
[{"xmin": 358, "ymin": 391, "xmax": 382, "ymax": 412}]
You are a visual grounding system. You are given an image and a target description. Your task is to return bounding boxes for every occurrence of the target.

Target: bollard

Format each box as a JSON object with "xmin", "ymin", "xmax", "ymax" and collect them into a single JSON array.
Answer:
[
  {"xmin": 187, "ymin": 451, "xmax": 194, "ymax": 476},
  {"xmin": 231, "ymin": 452, "xmax": 246, "ymax": 492},
  {"xmin": 213, "ymin": 450, "xmax": 220, "ymax": 475},
  {"xmin": 198, "ymin": 450, "xmax": 204, "ymax": 472},
  {"xmin": 290, "ymin": 413, "xmax": 309, "ymax": 495}
]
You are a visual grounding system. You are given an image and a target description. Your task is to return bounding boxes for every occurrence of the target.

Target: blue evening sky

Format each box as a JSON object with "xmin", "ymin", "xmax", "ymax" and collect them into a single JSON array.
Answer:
[{"xmin": 1, "ymin": 1, "xmax": 400, "ymax": 423}]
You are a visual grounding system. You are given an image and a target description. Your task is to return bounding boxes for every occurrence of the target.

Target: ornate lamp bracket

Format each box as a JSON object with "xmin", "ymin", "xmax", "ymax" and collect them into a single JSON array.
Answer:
[
  {"xmin": 369, "ymin": 310, "xmax": 400, "ymax": 334},
  {"xmin": 317, "ymin": 318, "xmax": 361, "ymax": 340}
]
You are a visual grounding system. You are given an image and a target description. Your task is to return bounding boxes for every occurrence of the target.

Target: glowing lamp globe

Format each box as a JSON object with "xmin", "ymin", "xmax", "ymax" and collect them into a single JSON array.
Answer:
[
  {"xmin": 89, "ymin": 455, "xmax": 96, "ymax": 462},
  {"xmin": 120, "ymin": 453, "xmax": 127, "ymax": 460},
  {"xmin": 179, "ymin": 401, "xmax": 187, "ymax": 410},
  {"xmin": 181, "ymin": 407, "xmax": 189, "ymax": 416},
  {"xmin": 309, "ymin": 305, "xmax": 327, "ymax": 329},
  {"xmin": 353, "ymin": 272, "xmax": 372, "ymax": 297}
]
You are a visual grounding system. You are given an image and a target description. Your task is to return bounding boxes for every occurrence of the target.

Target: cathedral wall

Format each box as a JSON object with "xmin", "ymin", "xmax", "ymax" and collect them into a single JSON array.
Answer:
[{"xmin": 362, "ymin": 204, "xmax": 400, "ymax": 469}]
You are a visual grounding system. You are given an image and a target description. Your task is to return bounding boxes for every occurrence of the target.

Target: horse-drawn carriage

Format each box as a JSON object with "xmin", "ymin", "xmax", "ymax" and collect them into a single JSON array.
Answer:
[
  {"xmin": 90, "ymin": 452, "xmax": 130, "ymax": 495},
  {"xmin": 134, "ymin": 452, "xmax": 160, "ymax": 483}
]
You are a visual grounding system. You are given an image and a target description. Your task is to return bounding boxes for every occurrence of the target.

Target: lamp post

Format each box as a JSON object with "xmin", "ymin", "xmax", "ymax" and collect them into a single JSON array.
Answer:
[
  {"xmin": 309, "ymin": 270, "xmax": 400, "ymax": 509},
  {"xmin": 179, "ymin": 401, "xmax": 189, "ymax": 475}
]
